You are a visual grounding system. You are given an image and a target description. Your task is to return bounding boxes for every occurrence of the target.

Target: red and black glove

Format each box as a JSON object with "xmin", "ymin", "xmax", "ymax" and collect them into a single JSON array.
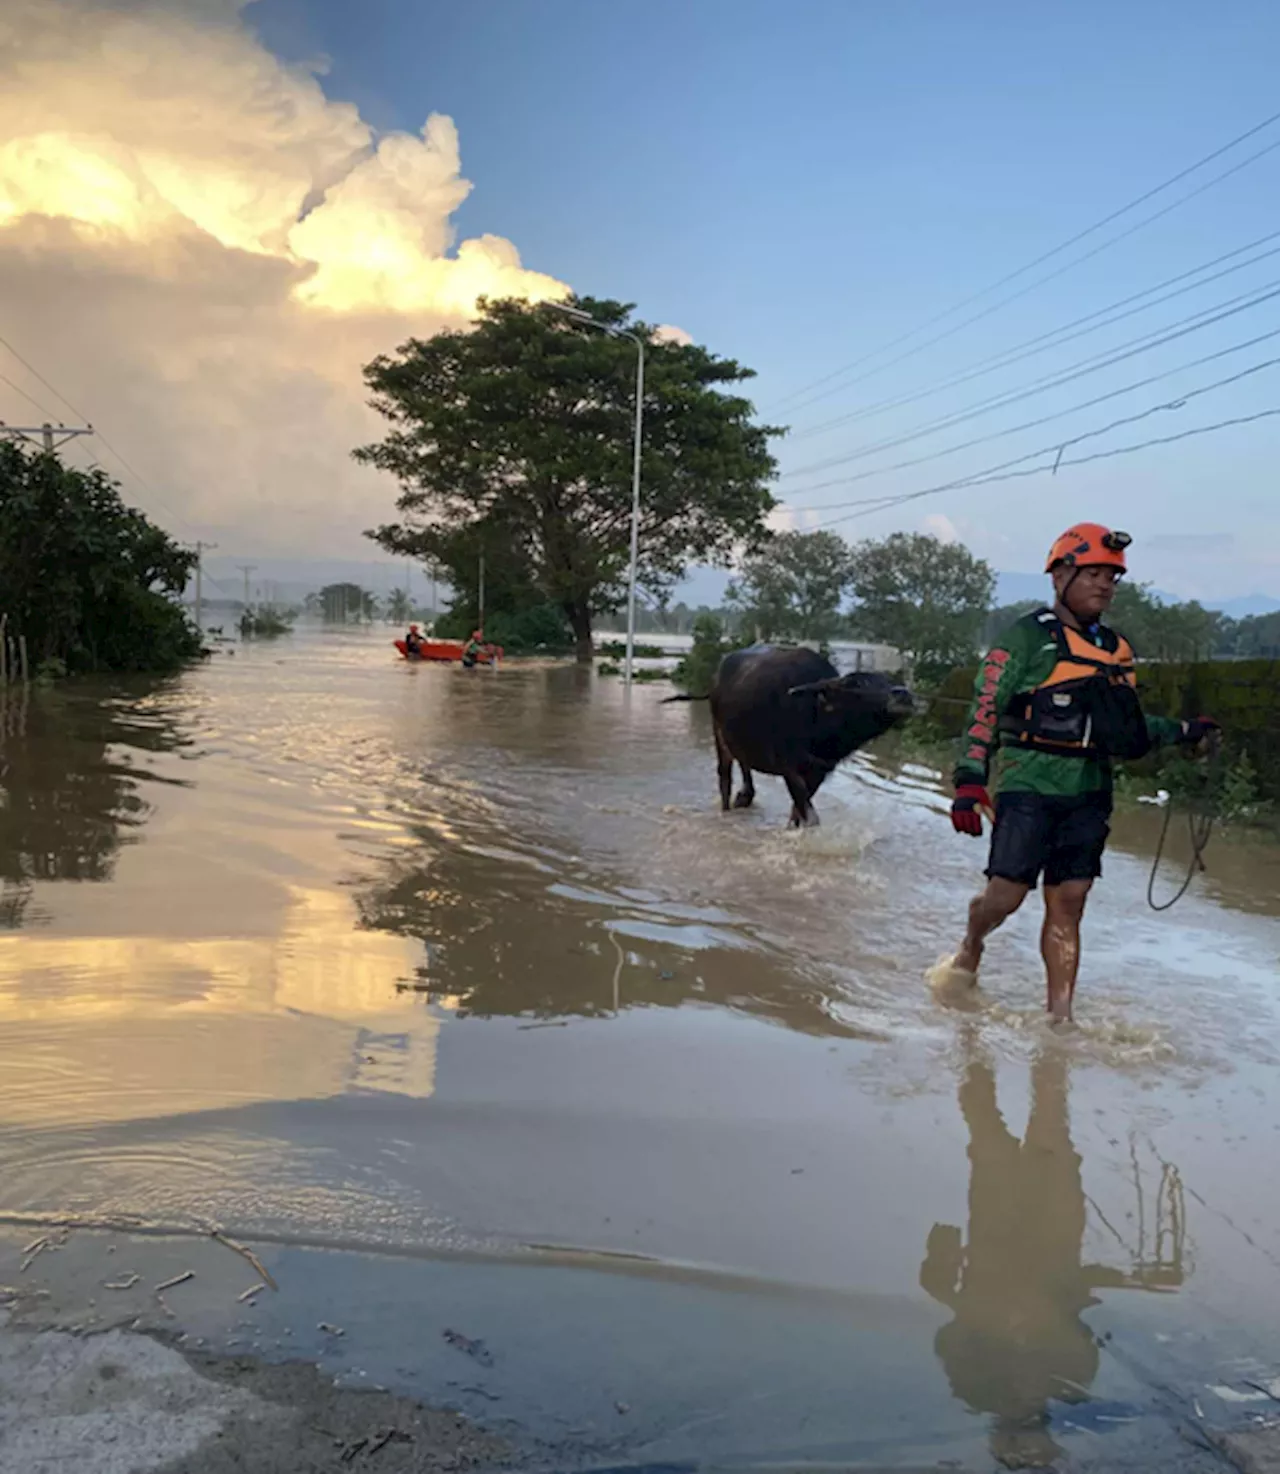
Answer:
[
  {"xmin": 1180, "ymin": 716, "xmax": 1220, "ymax": 747},
  {"xmin": 951, "ymin": 784, "xmax": 992, "ymax": 837}
]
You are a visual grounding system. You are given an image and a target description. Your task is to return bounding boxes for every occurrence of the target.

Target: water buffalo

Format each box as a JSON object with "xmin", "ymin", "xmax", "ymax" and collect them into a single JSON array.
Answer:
[{"xmin": 668, "ymin": 645, "xmax": 914, "ymax": 825}]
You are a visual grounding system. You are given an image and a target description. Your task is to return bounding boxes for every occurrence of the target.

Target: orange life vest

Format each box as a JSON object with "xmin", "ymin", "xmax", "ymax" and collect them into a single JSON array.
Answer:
[{"xmin": 998, "ymin": 609, "xmax": 1150, "ymax": 760}]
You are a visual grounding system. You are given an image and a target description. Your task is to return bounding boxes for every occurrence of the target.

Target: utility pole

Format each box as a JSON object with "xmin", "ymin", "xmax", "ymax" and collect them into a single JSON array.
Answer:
[
  {"xmin": 238, "ymin": 564, "xmax": 256, "ymax": 613},
  {"xmin": 194, "ymin": 541, "xmax": 217, "ymax": 630},
  {"xmin": 0, "ymin": 423, "xmax": 94, "ymax": 453}
]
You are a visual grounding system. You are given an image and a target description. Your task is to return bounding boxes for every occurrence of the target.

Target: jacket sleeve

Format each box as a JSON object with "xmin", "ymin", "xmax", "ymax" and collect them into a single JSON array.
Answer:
[
  {"xmin": 1144, "ymin": 713, "xmax": 1185, "ymax": 748},
  {"xmin": 953, "ymin": 629, "xmax": 1030, "ymax": 788}
]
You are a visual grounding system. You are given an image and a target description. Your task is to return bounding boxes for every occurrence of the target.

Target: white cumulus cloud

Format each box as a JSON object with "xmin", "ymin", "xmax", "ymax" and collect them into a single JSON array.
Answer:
[{"xmin": 0, "ymin": 0, "xmax": 568, "ymax": 556}]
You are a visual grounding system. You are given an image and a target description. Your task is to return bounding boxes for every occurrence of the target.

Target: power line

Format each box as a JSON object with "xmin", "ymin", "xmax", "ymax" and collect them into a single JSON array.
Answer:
[
  {"xmin": 0, "ymin": 370, "xmax": 59, "ymax": 421},
  {"xmin": 809, "ymin": 403, "xmax": 1280, "ymax": 531},
  {"xmin": 781, "ymin": 276, "xmax": 1280, "ymax": 484},
  {"xmin": 786, "ymin": 229, "xmax": 1280, "ymax": 444},
  {"xmin": 0, "ymin": 332, "xmax": 92, "ymax": 425},
  {"xmin": 788, "ymin": 324, "xmax": 1280, "ymax": 505},
  {"xmin": 766, "ymin": 110, "xmax": 1280, "ymax": 418}
]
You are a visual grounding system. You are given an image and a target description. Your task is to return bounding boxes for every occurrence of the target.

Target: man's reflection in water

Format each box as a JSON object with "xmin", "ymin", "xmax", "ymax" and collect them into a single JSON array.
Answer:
[{"xmin": 920, "ymin": 1043, "xmax": 1184, "ymax": 1469}]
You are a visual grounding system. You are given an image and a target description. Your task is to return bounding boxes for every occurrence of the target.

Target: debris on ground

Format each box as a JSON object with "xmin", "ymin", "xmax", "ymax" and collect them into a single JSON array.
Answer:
[{"xmin": 442, "ymin": 1328, "xmax": 495, "ymax": 1367}]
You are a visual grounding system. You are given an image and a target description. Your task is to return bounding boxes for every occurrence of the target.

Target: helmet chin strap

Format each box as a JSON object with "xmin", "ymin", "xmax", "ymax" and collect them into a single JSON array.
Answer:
[{"xmin": 1056, "ymin": 566, "xmax": 1091, "ymax": 627}]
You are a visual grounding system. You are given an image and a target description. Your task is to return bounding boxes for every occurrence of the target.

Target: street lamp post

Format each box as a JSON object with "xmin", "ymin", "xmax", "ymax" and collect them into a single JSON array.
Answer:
[{"xmin": 550, "ymin": 303, "xmax": 645, "ymax": 684}]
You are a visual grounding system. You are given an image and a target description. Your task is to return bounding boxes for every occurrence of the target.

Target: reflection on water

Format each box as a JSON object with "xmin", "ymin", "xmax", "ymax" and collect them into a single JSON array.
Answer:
[
  {"xmin": 0, "ymin": 679, "xmax": 190, "ymax": 926},
  {"xmin": 922, "ymin": 1040, "xmax": 1186, "ymax": 1467},
  {"xmin": 0, "ymin": 630, "xmax": 1277, "ymax": 1460},
  {"xmin": 356, "ymin": 847, "xmax": 879, "ymax": 1039}
]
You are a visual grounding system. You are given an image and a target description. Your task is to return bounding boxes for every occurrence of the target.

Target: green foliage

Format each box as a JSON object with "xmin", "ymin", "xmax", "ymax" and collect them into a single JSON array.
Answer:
[
  {"xmin": 1223, "ymin": 610, "xmax": 1280, "ymax": 658},
  {"xmin": 725, "ymin": 529, "xmax": 854, "ymax": 642},
  {"xmin": 385, "ymin": 588, "xmax": 413, "ymax": 624},
  {"xmin": 595, "ymin": 639, "xmax": 667, "ymax": 659},
  {"xmin": 317, "ymin": 583, "xmax": 377, "ymax": 622},
  {"xmin": 673, "ymin": 613, "xmax": 735, "ymax": 693},
  {"xmin": 434, "ymin": 600, "xmax": 571, "ymax": 652},
  {"xmin": 847, "ymin": 532, "xmax": 995, "ymax": 683},
  {"xmin": 358, "ymin": 295, "xmax": 781, "ymax": 659},
  {"xmin": 0, "ymin": 442, "xmax": 199, "ymax": 675},
  {"xmin": 1110, "ymin": 582, "xmax": 1226, "ymax": 662},
  {"xmin": 982, "ymin": 599, "xmax": 1041, "ymax": 647},
  {"xmin": 239, "ymin": 607, "xmax": 294, "ymax": 638}
]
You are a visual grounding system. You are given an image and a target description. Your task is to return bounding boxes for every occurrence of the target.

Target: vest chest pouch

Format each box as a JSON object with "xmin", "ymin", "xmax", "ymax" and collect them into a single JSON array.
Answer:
[{"xmin": 999, "ymin": 613, "xmax": 1151, "ymax": 761}]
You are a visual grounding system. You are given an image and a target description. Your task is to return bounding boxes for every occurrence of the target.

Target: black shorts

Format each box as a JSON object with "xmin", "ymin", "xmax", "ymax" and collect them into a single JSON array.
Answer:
[{"xmin": 986, "ymin": 791, "xmax": 1112, "ymax": 889}]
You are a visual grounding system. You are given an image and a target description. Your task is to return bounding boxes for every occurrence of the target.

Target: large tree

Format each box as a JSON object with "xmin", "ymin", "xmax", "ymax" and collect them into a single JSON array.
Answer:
[
  {"xmin": 726, "ymin": 528, "xmax": 854, "ymax": 643},
  {"xmin": 357, "ymin": 296, "xmax": 781, "ymax": 661},
  {"xmin": 0, "ymin": 442, "xmax": 198, "ymax": 674},
  {"xmin": 847, "ymin": 531, "xmax": 995, "ymax": 681}
]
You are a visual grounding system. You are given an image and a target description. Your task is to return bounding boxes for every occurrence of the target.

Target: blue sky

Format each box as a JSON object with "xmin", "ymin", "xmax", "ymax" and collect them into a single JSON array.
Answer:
[
  {"xmin": 10, "ymin": 0, "xmax": 1276, "ymax": 604},
  {"xmin": 246, "ymin": 0, "xmax": 1280, "ymax": 602}
]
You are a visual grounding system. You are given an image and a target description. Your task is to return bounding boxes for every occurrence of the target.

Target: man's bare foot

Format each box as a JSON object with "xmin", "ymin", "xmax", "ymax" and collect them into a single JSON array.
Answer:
[
  {"xmin": 926, "ymin": 953, "xmax": 981, "ymax": 1000},
  {"xmin": 953, "ymin": 940, "xmax": 982, "ymax": 976}
]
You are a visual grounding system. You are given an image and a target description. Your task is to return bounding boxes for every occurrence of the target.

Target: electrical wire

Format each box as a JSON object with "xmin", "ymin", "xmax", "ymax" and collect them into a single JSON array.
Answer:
[
  {"xmin": 786, "ymin": 229, "xmax": 1280, "ymax": 444},
  {"xmin": 0, "ymin": 332, "xmax": 92, "ymax": 425},
  {"xmin": 807, "ymin": 404, "xmax": 1280, "ymax": 530},
  {"xmin": 787, "ymin": 329, "xmax": 1280, "ymax": 504},
  {"xmin": 781, "ymin": 276, "xmax": 1280, "ymax": 484},
  {"xmin": 0, "ymin": 370, "xmax": 59, "ymax": 422},
  {"xmin": 766, "ymin": 112, "xmax": 1280, "ymax": 417}
]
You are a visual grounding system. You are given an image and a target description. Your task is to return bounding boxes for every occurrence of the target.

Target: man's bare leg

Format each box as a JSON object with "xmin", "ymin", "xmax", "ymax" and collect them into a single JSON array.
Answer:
[
  {"xmin": 954, "ymin": 877, "xmax": 1030, "ymax": 977},
  {"xmin": 1041, "ymin": 880, "xmax": 1091, "ymax": 1022}
]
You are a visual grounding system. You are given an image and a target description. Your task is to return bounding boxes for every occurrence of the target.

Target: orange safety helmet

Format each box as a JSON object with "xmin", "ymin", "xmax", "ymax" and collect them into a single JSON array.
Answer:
[{"xmin": 1045, "ymin": 523, "xmax": 1131, "ymax": 574}]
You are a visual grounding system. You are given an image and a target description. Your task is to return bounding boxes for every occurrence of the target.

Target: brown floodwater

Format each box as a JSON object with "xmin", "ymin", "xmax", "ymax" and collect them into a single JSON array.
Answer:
[{"xmin": 1, "ymin": 626, "xmax": 1278, "ymax": 1465}]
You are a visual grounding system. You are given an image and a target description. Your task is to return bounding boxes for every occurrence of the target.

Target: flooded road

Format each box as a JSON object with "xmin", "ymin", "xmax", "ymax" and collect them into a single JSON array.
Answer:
[{"xmin": 1, "ymin": 627, "xmax": 1279, "ymax": 1470}]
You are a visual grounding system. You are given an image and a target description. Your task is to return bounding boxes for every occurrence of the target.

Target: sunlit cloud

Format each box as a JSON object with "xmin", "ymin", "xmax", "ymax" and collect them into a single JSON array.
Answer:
[{"xmin": 0, "ymin": 0, "xmax": 568, "ymax": 554}]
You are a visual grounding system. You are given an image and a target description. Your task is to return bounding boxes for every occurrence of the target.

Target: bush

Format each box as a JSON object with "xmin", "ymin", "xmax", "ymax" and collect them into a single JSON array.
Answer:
[
  {"xmin": 673, "ymin": 614, "xmax": 734, "ymax": 693},
  {"xmin": 436, "ymin": 602, "xmax": 572, "ymax": 653},
  {"xmin": 240, "ymin": 607, "xmax": 294, "ymax": 638},
  {"xmin": 595, "ymin": 639, "xmax": 667, "ymax": 659}
]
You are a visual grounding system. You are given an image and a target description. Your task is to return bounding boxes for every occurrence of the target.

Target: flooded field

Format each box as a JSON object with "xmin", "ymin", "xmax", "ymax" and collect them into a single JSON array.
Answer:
[{"xmin": 1, "ymin": 627, "xmax": 1278, "ymax": 1470}]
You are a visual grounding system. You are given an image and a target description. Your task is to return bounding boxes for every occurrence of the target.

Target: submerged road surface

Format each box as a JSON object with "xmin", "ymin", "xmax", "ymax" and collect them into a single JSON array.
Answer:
[{"xmin": 1, "ymin": 627, "xmax": 1278, "ymax": 1471}]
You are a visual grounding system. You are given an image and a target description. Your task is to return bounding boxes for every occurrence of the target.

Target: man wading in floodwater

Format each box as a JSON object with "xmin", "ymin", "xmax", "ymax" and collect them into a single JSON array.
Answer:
[{"xmin": 943, "ymin": 524, "xmax": 1219, "ymax": 1022}]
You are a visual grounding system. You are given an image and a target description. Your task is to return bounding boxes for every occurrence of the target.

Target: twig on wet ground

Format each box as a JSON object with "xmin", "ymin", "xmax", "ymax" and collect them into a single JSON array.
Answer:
[
  {"xmin": 0, "ymin": 1285, "xmax": 49, "ymax": 1303},
  {"xmin": 154, "ymin": 1270, "xmax": 194, "ymax": 1292},
  {"xmin": 443, "ymin": 1328, "xmax": 495, "ymax": 1367},
  {"xmin": 19, "ymin": 1228, "xmax": 69, "ymax": 1273},
  {"xmin": 210, "ymin": 1229, "xmax": 278, "ymax": 1290},
  {"xmin": 103, "ymin": 1273, "xmax": 141, "ymax": 1290},
  {"xmin": 1242, "ymin": 1379, "xmax": 1280, "ymax": 1402},
  {"xmin": 237, "ymin": 1281, "xmax": 266, "ymax": 1303},
  {"xmin": 366, "ymin": 1428, "xmax": 412, "ymax": 1457}
]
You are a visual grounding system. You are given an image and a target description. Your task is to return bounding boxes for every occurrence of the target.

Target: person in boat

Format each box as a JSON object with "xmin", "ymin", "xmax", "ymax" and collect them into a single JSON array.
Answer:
[
  {"xmin": 944, "ymin": 524, "xmax": 1219, "ymax": 1023},
  {"xmin": 461, "ymin": 629, "xmax": 486, "ymax": 668},
  {"xmin": 404, "ymin": 624, "xmax": 423, "ymax": 658}
]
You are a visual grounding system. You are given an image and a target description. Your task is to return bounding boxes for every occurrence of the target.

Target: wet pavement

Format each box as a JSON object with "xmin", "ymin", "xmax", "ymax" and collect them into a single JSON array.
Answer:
[{"xmin": 0, "ymin": 627, "xmax": 1278, "ymax": 1471}]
